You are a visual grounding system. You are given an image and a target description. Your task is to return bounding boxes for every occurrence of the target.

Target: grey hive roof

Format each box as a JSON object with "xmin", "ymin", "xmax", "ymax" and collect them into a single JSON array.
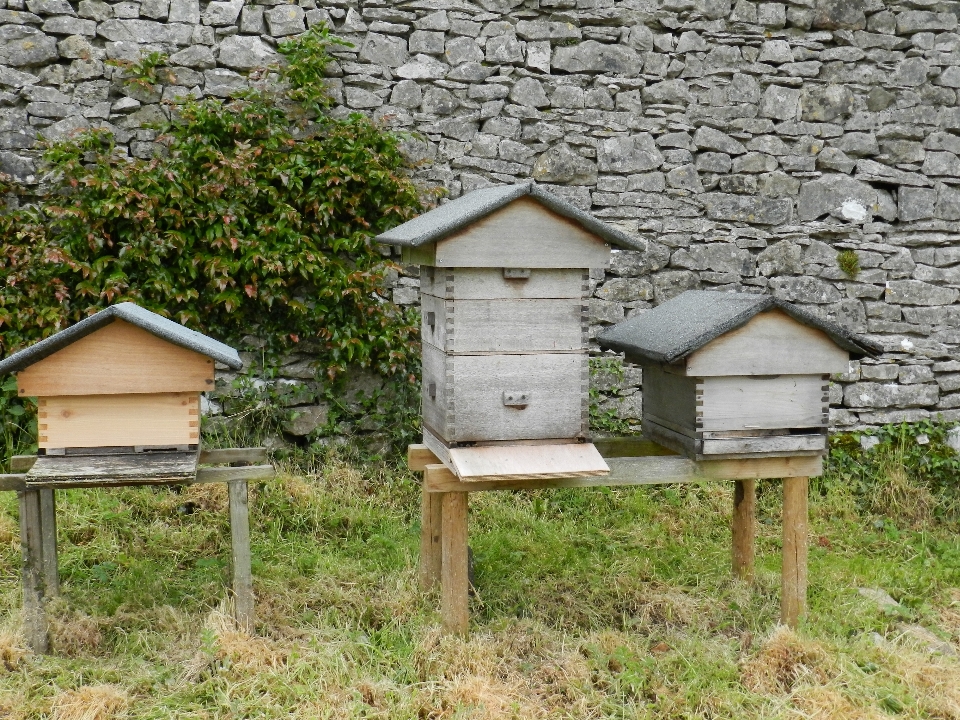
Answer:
[
  {"xmin": 375, "ymin": 182, "xmax": 643, "ymax": 250},
  {"xmin": 0, "ymin": 303, "xmax": 243, "ymax": 374},
  {"xmin": 597, "ymin": 290, "xmax": 882, "ymax": 365}
]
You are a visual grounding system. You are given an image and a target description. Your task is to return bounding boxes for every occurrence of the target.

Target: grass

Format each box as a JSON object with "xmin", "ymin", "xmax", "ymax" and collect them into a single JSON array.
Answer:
[{"xmin": 1, "ymin": 455, "xmax": 959, "ymax": 718}]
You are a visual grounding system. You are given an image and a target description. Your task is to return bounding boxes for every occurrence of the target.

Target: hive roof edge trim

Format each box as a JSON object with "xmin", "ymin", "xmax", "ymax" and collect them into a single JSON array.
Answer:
[
  {"xmin": 0, "ymin": 302, "xmax": 244, "ymax": 374},
  {"xmin": 375, "ymin": 182, "xmax": 644, "ymax": 251},
  {"xmin": 597, "ymin": 290, "xmax": 883, "ymax": 365}
]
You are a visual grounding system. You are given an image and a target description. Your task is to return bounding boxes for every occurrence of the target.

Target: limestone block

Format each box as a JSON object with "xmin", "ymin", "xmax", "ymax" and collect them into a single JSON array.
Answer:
[
  {"xmin": 264, "ymin": 4, "xmax": 306, "ymax": 37},
  {"xmin": 597, "ymin": 134, "xmax": 663, "ymax": 173},
  {"xmin": 532, "ymin": 143, "xmax": 597, "ymax": 184},
  {"xmin": 552, "ymin": 40, "xmax": 641, "ymax": 75},
  {"xmin": 218, "ymin": 35, "xmax": 276, "ymax": 70},
  {"xmin": 0, "ymin": 26, "xmax": 58, "ymax": 67}
]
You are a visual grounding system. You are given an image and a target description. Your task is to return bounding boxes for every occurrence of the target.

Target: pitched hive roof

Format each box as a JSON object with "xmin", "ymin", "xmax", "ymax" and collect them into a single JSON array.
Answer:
[
  {"xmin": 597, "ymin": 290, "xmax": 882, "ymax": 365},
  {"xmin": 0, "ymin": 303, "xmax": 243, "ymax": 374},
  {"xmin": 375, "ymin": 182, "xmax": 643, "ymax": 250}
]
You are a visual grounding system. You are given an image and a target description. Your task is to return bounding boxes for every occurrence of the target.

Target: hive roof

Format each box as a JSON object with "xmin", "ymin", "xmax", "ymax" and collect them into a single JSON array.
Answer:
[
  {"xmin": 597, "ymin": 290, "xmax": 882, "ymax": 365},
  {"xmin": 0, "ymin": 303, "xmax": 243, "ymax": 374},
  {"xmin": 375, "ymin": 182, "xmax": 642, "ymax": 250}
]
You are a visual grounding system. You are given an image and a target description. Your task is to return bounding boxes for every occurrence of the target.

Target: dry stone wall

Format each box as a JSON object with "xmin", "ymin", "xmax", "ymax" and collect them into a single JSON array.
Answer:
[{"xmin": 5, "ymin": 0, "xmax": 960, "ymax": 432}]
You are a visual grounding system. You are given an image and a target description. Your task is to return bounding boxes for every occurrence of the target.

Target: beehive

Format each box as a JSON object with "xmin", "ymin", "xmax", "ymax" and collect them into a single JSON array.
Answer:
[
  {"xmin": 377, "ymin": 183, "xmax": 642, "ymax": 480},
  {"xmin": 598, "ymin": 291, "xmax": 882, "ymax": 460},
  {"xmin": 0, "ymin": 303, "xmax": 242, "ymax": 459}
]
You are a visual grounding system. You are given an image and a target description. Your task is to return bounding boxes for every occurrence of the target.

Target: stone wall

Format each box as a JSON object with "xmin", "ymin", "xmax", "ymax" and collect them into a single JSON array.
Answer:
[{"xmin": 5, "ymin": 0, "xmax": 960, "ymax": 432}]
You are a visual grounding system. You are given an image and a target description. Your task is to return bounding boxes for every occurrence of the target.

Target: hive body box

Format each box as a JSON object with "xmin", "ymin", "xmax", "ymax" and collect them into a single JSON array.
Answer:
[
  {"xmin": 599, "ymin": 292, "xmax": 882, "ymax": 461},
  {"xmin": 0, "ymin": 303, "xmax": 243, "ymax": 486},
  {"xmin": 378, "ymin": 184, "xmax": 642, "ymax": 481}
]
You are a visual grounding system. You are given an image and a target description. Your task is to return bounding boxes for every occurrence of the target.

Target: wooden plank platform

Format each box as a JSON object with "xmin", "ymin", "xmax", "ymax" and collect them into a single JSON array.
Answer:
[
  {"xmin": 449, "ymin": 442, "xmax": 609, "ymax": 481},
  {"xmin": 25, "ymin": 451, "xmax": 198, "ymax": 488}
]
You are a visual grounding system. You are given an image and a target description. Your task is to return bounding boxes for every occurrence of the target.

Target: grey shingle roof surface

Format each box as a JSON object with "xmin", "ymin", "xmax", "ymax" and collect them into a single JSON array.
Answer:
[
  {"xmin": 0, "ymin": 303, "xmax": 243, "ymax": 374},
  {"xmin": 375, "ymin": 182, "xmax": 643, "ymax": 250},
  {"xmin": 597, "ymin": 290, "xmax": 882, "ymax": 365}
]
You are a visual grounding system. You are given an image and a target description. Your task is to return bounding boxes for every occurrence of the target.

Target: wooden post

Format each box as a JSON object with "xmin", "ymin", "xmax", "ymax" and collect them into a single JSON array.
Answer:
[
  {"xmin": 441, "ymin": 491, "xmax": 469, "ymax": 636},
  {"xmin": 38, "ymin": 489, "xmax": 60, "ymax": 597},
  {"xmin": 781, "ymin": 476, "xmax": 809, "ymax": 627},
  {"xmin": 228, "ymin": 479, "xmax": 255, "ymax": 633},
  {"xmin": 732, "ymin": 479, "xmax": 756, "ymax": 583},
  {"xmin": 19, "ymin": 489, "xmax": 49, "ymax": 653},
  {"xmin": 419, "ymin": 484, "xmax": 443, "ymax": 590}
]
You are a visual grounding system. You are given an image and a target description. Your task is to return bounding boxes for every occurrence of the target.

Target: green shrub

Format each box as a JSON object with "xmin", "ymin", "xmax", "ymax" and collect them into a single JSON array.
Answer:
[{"xmin": 0, "ymin": 25, "xmax": 427, "ymax": 464}]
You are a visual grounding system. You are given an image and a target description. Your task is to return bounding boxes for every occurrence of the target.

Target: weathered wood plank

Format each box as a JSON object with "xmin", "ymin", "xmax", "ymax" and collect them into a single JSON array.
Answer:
[
  {"xmin": 641, "ymin": 417, "xmax": 699, "ymax": 458},
  {"xmin": 19, "ymin": 489, "xmax": 48, "ymax": 654},
  {"xmin": 26, "ymin": 451, "xmax": 198, "ymax": 487},
  {"xmin": 685, "ymin": 310, "xmax": 850, "ymax": 377},
  {"xmin": 435, "ymin": 198, "xmax": 612, "ymax": 269},
  {"xmin": 39, "ymin": 392, "xmax": 199, "ymax": 450},
  {"xmin": 38, "ymin": 489, "xmax": 59, "ymax": 597},
  {"xmin": 408, "ymin": 444, "xmax": 440, "ymax": 472},
  {"xmin": 732, "ymin": 479, "xmax": 755, "ymax": 583},
  {"xmin": 449, "ymin": 442, "xmax": 609, "ymax": 481},
  {"xmin": 421, "ymin": 267, "xmax": 585, "ymax": 300},
  {"xmin": 422, "ymin": 296, "xmax": 585, "ymax": 354},
  {"xmin": 424, "ymin": 349, "xmax": 587, "ymax": 443},
  {"xmin": 419, "ymin": 486, "xmax": 443, "ymax": 590},
  {"xmin": 642, "ymin": 366, "xmax": 698, "ymax": 433},
  {"xmin": 701, "ymin": 433, "xmax": 825, "ymax": 456},
  {"xmin": 17, "ymin": 319, "xmax": 214, "ymax": 397},
  {"xmin": 10, "ymin": 455, "xmax": 37, "ymax": 473},
  {"xmin": 422, "ymin": 452, "xmax": 823, "ymax": 492},
  {"xmin": 229, "ymin": 479, "xmax": 255, "ymax": 633},
  {"xmin": 781, "ymin": 476, "xmax": 809, "ymax": 628},
  {"xmin": 700, "ymin": 375, "xmax": 826, "ymax": 431},
  {"xmin": 193, "ymin": 465, "xmax": 274, "ymax": 484},
  {"xmin": 441, "ymin": 491, "xmax": 469, "ymax": 636},
  {"xmin": 199, "ymin": 447, "xmax": 269, "ymax": 465},
  {"xmin": 0, "ymin": 474, "xmax": 27, "ymax": 491}
]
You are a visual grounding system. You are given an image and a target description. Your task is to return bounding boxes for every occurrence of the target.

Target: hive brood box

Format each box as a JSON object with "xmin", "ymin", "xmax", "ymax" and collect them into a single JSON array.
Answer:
[
  {"xmin": 377, "ymin": 183, "xmax": 642, "ymax": 481},
  {"xmin": 0, "ymin": 304, "xmax": 242, "ymax": 478},
  {"xmin": 598, "ymin": 291, "xmax": 882, "ymax": 461}
]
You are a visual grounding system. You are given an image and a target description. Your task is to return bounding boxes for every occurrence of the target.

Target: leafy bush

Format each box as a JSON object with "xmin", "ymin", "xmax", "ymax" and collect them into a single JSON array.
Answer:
[
  {"xmin": 821, "ymin": 420, "xmax": 960, "ymax": 525},
  {"xmin": 0, "ymin": 25, "xmax": 427, "ymax": 464}
]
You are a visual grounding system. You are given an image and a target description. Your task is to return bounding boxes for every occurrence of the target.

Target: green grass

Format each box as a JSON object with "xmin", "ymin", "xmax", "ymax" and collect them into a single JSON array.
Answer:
[{"xmin": 1, "ymin": 457, "xmax": 959, "ymax": 718}]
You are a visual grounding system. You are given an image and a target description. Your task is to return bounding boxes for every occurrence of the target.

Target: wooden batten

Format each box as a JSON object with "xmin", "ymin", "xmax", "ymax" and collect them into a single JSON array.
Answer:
[
  {"xmin": 38, "ymin": 392, "xmax": 200, "ymax": 450},
  {"xmin": 421, "ymin": 267, "xmax": 586, "ymax": 300},
  {"xmin": 17, "ymin": 320, "xmax": 214, "ymax": 397},
  {"xmin": 684, "ymin": 310, "xmax": 849, "ymax": 377},
  {"xmin": 421, "ymin": 295, "xmax": 587, "ymax": 354},
  {"xmin": 432, "ymin": 198, "xmax": 612, "ymax": 269}
]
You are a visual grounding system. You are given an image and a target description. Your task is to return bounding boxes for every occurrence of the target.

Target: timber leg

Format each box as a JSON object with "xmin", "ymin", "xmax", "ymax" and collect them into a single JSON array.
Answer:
[
  {"xmin": 732, "ymin": 479, "xmax": 756, "ymax": 583},
  {"xmin": 39, "ymin": 489, "xmax": 60, "ymax": 597},
  {"xmin": 441, "ymin": 491, "xmax": 469, "ymax": 636},
  {"xmin": 781, "ymin": 476, "xmax": 809, "ymax": 627},
  {"xmin": 19, "ymin": 489, "xmax": 49, "ymax": 654},
  {"xmin": 228, "ymin": 479, "xmax": 255, "ymax": 633},
  {"xmin": 419, "ymin": 482, "xmax": 443, "ymax": 590}
]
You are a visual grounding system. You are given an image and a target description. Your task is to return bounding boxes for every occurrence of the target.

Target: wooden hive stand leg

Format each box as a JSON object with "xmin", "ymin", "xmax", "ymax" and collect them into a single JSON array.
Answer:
[
  {"xmin": 228, "ymin": 479, "xmax": 255, "ymax": 633},
  {"xmin": 781, "ymin": 476, "xmax": 809, "ymax": 628},
  {"xmin": 19, "ymin": 489, "xmax": 49, "ymax": 653},
  {"xmin": 732, "ymin": 479, "xmax": 756, "ymax": 583},
  {"xmin": 441, "ymin": 491, "xmax": 469, "ymax": 637},
  {"xmin": 419, "ymin": 485, "xmax": 444, "ymax": 591},
  {"xmin": 39, "ymin": 489, "xmax": 60, "ymax": 597}
]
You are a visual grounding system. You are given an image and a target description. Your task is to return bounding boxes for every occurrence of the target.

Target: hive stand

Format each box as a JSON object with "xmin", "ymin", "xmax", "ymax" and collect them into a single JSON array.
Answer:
[
  {"xmin": 0, "ymin": 448, "xmax": 272, "ymax": 652},
  {"xmin": 409, "ymin": 439, "xmax": 819, "ymax": 636}
]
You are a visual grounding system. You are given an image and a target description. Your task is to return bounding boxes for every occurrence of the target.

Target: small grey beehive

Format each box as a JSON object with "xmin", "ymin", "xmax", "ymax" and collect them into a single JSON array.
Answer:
[
  {"xmin": 376, "ymin": 183, "xmax": 641, "ymax": 480},
  {"xmin": 598, "ymin": 291, "xmax": 882, "ymax": 461}
]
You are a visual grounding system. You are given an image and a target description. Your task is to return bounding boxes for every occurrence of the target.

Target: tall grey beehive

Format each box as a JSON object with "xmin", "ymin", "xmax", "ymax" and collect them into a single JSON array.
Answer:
[{"xmin": 377, "ymin": 183, "xmax": 641, "ymax": 480}]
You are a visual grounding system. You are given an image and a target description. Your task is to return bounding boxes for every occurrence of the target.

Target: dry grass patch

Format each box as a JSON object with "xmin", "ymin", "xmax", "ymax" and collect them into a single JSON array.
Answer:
[
  {"xmin": 206, "ymin": 607, "xmax": 289, "ymax": 671},
  {"xmin": 0, "ymin": 628, "xmax": 25, "ymax": 672},
  {"xmin": 51, "ymin": 685, "xmax": 128, "ymax": 720},
  {"xmin": 790, "ymin": 688, "xmax": 893, "ymax": 720},
  {"xmin": 869, "ymin": 463, "xmax": 936, "ymax": 528},
  {"xmin": 48, "ymin": 602, "xmax": 103, "ymax": 657},
  {"xmin": 894, "ymin": 650, "xmax": 960, "ymax": 719},
  {"xmin": 741, "ymin": 626, "xmax": 834, "ymax": 694}
]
